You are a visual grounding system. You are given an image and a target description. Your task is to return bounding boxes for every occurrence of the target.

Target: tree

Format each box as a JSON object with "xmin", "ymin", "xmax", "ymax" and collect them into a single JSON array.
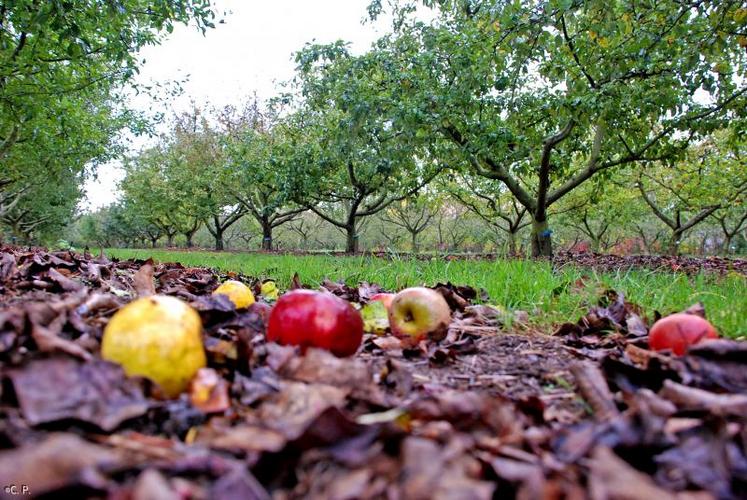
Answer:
[
  {"xmin": 286, "ymin": 214, "xmax": 326, "ymax": 251},
  {"xmin": 222, "ymin": 103, "xmax": 304, "ymax": 251},
  {"xmin": 169, "ymin": 106, "xmax": 247, "ymax": 251},
  {"xmin": 445, "ymin": 175, "xmax": 530, "ymax": 256},
  {"xmin": 366, "ymin": 0, "xmax": 747, "ymax": 256},
  {"xmin": 636, "ymin": 134, "xmax": 747, "ymax": 255},
  {"xmin": 381, "ymin": 196, "xmax": 436, "ymax": 254},
  {"xmin": 557, "ymin": 178, "xmax": 643, "ymax": 253},
  {"xmin": 287, "ymin": 44, "xmax": 443, "ymax": 253},
  {"xmin": 713, "ymin": 208, "xmax": 747, "ymax": 255},
  {"xmin": 0, "ymin": 1, "xmax": 217, "ymax": 243}
]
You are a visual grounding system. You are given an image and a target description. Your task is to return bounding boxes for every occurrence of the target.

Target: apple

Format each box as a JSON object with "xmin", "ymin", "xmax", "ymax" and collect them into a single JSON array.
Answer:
[
  {"xmin": 648, "ymin": 313, "xmax": 719, "ymax": 356},
  {"xmin": 389, "ymin": 287, "xmax": 451, "ymax": 345},
  {"xmin": 369, "ymin": 292, "xmax": 395, "ymax": 311},
  {"xmin": 266, "ymin": 290, "xmax": 363, "ymax": 357}
]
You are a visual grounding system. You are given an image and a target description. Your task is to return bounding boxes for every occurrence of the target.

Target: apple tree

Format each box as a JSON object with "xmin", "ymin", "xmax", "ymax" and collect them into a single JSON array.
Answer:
[
  {"xmin": 287, "ymin": 43, "xmax": 443, "ymax": 253},
  {"xmin": 365, "ymin": 0, "xmax": 747, "ymax": 256},
  {"xmin": 636, "ymin": 134, "xmax": 747, "ymax": 255},
  {"xmin": 0, "ymin": 1, "xmax": 218, "ymax": 242},
  {"xmin": 221, "ymin": 103, "xmax": 305, "ymax": 251}
]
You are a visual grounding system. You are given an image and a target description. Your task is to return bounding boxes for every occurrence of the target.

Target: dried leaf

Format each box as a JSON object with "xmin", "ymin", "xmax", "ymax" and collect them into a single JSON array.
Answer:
[
  {"xmin": 133, "ymin": 260, "xmax": 156, "ymax": 297},
  {"xmin": 0, "ymin": 433, "xmax": 123, "ymax": 496},
  {"xmin": 9, "ymin": 356, "xmax": 149, "ymax": 431}
]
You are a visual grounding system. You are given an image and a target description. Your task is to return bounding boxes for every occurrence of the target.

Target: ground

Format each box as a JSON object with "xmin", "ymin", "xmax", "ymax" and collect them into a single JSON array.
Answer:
[{"xmin": 0, "ymin": 246, "xmax": 745, "ymax": 498}]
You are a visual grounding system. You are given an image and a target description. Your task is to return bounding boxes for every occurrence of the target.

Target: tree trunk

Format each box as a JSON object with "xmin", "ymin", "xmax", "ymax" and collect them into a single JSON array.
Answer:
[
  {"xmin": 345, "ymin": 226, "xmax": 358, "ymax": 253},
  {"xmin": 410, "ymin": 231, "xmax": 419, "ymax": 255},
  {"xmin": 261, "ymin": 223, "xmax": 273, "ymax": 251},
  {"xmin": 668, "ymin": 231, "xmax": 682, "ymax": 256},
  {"xmin": 167, "ymin": 233, "xmax": 175, "ymax": 247},
  {"xmin": 150, "ymin": 237, "xmax": 158, "ymax": 248},
  {"xmin": 214, "ymin": 229, "xmax": 224, "ymax": 251},
  {"xmin": 184, "ymin": 231, "xmax": 196, "ymax": 249},
  {"xmin": 507, "ymin": 231, "xmax": 517, "ymax": 257},
  {"xmin": 723, "ymin": 235, "xmax": 733, "ymax": 255},
  {"xmin": 530, "ymin": 217, "xmax": 553, "ymax": 257}
]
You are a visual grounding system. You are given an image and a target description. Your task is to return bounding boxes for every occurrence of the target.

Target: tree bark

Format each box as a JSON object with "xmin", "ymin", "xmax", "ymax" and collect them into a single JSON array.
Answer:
[
  {"xmin": 530, "ymin": 217, "xmax": 553, "ymax": 257},
  {"xmin": 184, "ymin": 231, "xmax": 196, "ymax": 248},
  {"xmin": 507, "ymin": 231, "xmax": 518, "ymax": 257},
  {"xmin": 261, "ymin": 223, "xmax": 273, "ymax": 251},
  {"xmin": 214, "ymin": 229, "xmax": 224, "ymax": 251},
  {"xmin": 345, "ymin": 226, "xmax": 358, "ymax": 253},
  {"xmin": 668, "ymin": 231, "xmax": 683, "ymax": 256}
]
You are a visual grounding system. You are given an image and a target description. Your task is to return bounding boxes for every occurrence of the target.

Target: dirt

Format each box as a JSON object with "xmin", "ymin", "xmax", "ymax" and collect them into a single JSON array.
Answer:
[{"xmin": 0, "ymin": 245, "xmax": 745, "ymax": 499}]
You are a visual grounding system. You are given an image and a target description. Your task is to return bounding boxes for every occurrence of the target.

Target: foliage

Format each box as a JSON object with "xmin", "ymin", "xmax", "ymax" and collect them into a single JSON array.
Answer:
[
  {"xmin": 362, "ymin": 0, "xmax": 747, "ymax": 255},
  {"xmin": 222, "ymin": 101, "xmax": 304, "ymax": 250},
  {"xmin": 287, "ymin": 44, "xmax": 443, "ymax": 252},
  {"xmin": 0, "ymin": 0, "xmax": 218, "ymax": 242}
]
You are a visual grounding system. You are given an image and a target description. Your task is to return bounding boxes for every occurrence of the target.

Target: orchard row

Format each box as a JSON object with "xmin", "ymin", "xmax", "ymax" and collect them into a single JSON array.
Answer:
[{"xmin": 3, "ymin": 1, "xmax": 747, "ymax": 257}]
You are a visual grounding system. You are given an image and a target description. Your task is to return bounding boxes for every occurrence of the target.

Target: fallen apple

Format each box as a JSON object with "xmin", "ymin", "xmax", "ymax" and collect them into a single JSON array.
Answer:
[
  {"xmin": 389, "ymin": 287, "xmax": 451, "ymax": 345},
  {"xmin": 213, "ymin": 280, "xmax": 255, "ymax": 309},
  {"xmin": 648, "ymin": 313, "xmax": 719, "ymax": 355},
  {"xmin": 266, "ymin": 290, "xmax": 363, "ymax": 357},
  {"xmin": 101, "ymin": 295, "xmax": 206, "ymax": 397},
  {"xmin": 369, "ymin": 292, "xmax": 395, "ymax": 311}
]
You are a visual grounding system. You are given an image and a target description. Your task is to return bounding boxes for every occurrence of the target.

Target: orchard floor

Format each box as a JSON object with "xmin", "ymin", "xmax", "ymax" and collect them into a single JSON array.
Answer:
[
  {"xmin": 107, "ymin": 248, "xmax": 747, "ymax": 338},
  {"xmin": 1, "ymin": 245, "xmax": 746, "ymax": 498}
]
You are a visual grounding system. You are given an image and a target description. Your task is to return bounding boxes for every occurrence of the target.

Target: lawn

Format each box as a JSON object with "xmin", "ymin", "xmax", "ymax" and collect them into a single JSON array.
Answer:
[{"xmin": 106, "ymin": 249, "xmax": 747, "ymax": 338}]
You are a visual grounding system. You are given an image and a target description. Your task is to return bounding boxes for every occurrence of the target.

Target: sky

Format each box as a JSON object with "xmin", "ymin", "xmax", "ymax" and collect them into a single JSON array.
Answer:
[{"xmin": 83, "ymin": 0, "xmax": 390, "ymax": 210}]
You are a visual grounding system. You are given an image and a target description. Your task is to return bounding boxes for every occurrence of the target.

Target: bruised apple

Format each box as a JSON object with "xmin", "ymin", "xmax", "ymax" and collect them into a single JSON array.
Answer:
[
  {"xmin": 369, "ymin": 293, "xmax": 395, "ymax": 311},
  {"xmin": 649, "ymin": 313, "xmax": 719, "ymax": 355},
  {"xmin": 267, "ymin": 290, "xmax": 363, "ymax": 357},
  {"xmin": 389, "ymin": 287, "xmax": 451, "ymax": 344}
]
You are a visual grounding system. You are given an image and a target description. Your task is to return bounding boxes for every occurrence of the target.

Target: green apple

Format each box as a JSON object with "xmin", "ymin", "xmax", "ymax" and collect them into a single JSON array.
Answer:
[{"xmin": 388, "ymin": 287, "xmax": 451, "ymax": 345}]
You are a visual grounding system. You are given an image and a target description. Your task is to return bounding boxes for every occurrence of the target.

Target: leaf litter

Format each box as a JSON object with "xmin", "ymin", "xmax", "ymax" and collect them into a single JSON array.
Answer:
[{"xmin": 0, "ymin": 245, "xmax": 745, "ymax": 498}]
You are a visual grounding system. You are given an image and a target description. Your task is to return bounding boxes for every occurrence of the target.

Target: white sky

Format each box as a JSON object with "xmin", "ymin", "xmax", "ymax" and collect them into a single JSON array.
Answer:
[{"xmin": 83, "ymin": 0, "xmax": 390, "ymax": 210}]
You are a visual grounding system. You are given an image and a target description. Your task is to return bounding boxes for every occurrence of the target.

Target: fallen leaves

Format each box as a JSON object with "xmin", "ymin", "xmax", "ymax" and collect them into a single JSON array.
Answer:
[
  {"xmin": 0, "ymin": 246, "xmax": 745, "ymax": 498},
  {"xmin": 8, "ymin": 356, "xmax": 149, "ymax": 431}
]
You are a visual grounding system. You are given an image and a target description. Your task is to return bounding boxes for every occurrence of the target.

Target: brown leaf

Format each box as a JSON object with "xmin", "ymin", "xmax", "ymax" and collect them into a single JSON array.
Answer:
[
  {"xmin": 133, "ymin": 259, "xmax": 156, "ymax": 297},
  {"xmin": 255, "ymin": 381, "xmax": 348, "ymax": 441},
  {"xmin": 588, "ymin": 447, "xmax": 681, "ymax": 500},
  {"xmin": 682, "ymin": 302, "xmax": 707, "ymax": 319},
  {"xmin": 198, "ymin": 424, "xmax": 287, "ymax": 454},
  {"xmin": 659, "ymin": 380, "xmax": 747, "ymax": 417},
  {"xmin": 47, "ymin": 267, "xmax": 83, "ymax": 292},
  {"xmin": 0, "ymin": 251, "xmax": 17, "ymax": 282},
  {"xmin": 9, "ymin": 356, "xmax": 150, "ymax": 431},
  {"xmin": 26, "ymin": 301, "xmax": 92, "ymax": 360},
  {"xmin": 132, "ymin": 469, "xmax": 180, "ymax": 500},
  {"xmin": 571, "ymin": 362, "xmax": 619, "ymax": 421},
  {"xmin": 0, "ymin": 433, "xmax": 122, "ymax": 496},
  {"xmin": 189, "ymin": 368, "xmax": 231, "ymax": 414},
  {"xmin": 209, "ymin": 468, "xmax": 270, "ymax": 500},
  {"xmin": 400, "ymin": 437, "xmax": 494, "ymax": 500}
]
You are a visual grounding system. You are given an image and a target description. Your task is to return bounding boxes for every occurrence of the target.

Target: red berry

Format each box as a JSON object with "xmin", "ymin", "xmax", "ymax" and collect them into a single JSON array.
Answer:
[
  {"xmin": 267, "ymin": 290, "xmax": 364, "ymax": 357},
  {"xmin": 648, "ymin": 313, "xmax": 719, "ymax": 355}
]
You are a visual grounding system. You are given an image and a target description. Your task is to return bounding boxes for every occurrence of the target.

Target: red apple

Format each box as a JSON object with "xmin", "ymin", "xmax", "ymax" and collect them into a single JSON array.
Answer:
[
  {"xmin": 649, "ymin": 313, "xmax": 719, "ymax": 356},
  {"xmin": 369, "ymin": 293, "xmax": 396, "ymax": 311},
  {"xmin": 266, "ymin": 290, "xmax": 363, "ymax": 357},
  {"xmin": 389, "ymin": 287, "xmax": 451, "ymax": 345}
]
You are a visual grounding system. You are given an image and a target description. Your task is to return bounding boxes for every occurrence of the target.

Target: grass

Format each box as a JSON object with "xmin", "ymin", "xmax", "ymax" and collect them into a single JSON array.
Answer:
[{"xmin": 106, "ymin": 248, "xmax": 747, "ymax": 338}]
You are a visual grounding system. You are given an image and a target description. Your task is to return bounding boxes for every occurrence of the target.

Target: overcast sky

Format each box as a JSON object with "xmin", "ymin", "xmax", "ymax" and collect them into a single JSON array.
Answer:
[{"xmin": 83, "ymin": 0, "xmax": 390, "ymax": 210}]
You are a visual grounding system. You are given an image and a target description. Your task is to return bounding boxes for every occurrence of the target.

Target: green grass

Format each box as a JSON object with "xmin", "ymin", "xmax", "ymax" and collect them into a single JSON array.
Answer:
[{"xmin": 106, "ymin": 248, "xmax": 747, "ymax": 338}]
